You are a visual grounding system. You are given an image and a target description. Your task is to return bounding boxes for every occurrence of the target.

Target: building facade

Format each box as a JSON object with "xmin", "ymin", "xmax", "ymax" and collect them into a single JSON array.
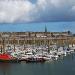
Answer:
[{"xmin": 0, "ymin": 31, "xmax": 74, "ymax": 47}]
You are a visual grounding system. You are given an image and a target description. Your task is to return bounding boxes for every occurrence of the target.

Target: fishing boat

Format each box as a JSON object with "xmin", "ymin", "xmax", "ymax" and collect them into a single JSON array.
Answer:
[
  {"xmin": 0, "ymin": 54, "xmax": 20, "ymax": 63},
  {"xmin": 25, "ymin": 57, "xmax": 46, "ymax": 63}
]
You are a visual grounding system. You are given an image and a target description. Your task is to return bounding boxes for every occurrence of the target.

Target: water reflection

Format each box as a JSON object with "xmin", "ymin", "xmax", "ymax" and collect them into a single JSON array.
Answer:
[
  {"xmin": 0, "ymin": 54, "xmax": 75, "ymax": 75},
  {"xmin": 0, "ymin": 63, "xmax": 11, "ymax": 75}
]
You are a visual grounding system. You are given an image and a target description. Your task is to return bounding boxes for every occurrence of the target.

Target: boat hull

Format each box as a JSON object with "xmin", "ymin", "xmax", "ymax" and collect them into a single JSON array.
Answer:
[
  {"xmin": 25, "ymin": 58, "xmax": 46, "ymax": 63},
  {"xmin": 0, "ymin": 59, "xmax": 20, "ymax": 63}
]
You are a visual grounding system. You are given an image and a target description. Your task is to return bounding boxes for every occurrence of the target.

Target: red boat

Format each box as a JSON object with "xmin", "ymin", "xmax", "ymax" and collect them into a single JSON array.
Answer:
[{"xmin": 0, "ymin": 54, "xmax": 20, "ymax": 63}]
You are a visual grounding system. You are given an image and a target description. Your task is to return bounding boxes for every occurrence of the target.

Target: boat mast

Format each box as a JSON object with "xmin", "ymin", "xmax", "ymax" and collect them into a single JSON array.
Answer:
[
  {"xmin": 24, "ymin": 37, "xmax": 26, "ymax": 50},
  {"xmin": 13, "ymin": 33, "xmax": 15, "ymax": 52},
  {"xmin": 2, "ymin": 38, "xmax": 5, "ymax": 53},
  {"xmin": 1, "ymin": 33, "xmax": 6, "ymax": 53}
]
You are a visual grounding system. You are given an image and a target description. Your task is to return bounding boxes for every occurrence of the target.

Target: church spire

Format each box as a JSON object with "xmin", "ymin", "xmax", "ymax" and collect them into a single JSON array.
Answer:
[
  {"xmin": 45, "ymin": 25, "xmax": 47, "ymax": 33},
  {"xmin": 44, "ymin": 25, "xmax": 47, "ymax": 36}
]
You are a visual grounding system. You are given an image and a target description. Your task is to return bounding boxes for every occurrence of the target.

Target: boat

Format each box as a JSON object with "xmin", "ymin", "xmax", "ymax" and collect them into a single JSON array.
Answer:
[
  {"xmin": 25, "ymin": 57, "xmax": 46, "ymax": 63},
  {"xmin": 0, "ymin": 54, "xmax": 20, "ymax": 63}
]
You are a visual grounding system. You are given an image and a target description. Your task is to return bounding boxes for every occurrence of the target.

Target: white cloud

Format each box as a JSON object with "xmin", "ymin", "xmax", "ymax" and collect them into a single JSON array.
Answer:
[
  {"xmin": 0, "ymin": 0, "xmax": 35, "ymax": 23},
  {"xmin": 0, "ymin": 0, "xmax": 75, "ymax": 23}
]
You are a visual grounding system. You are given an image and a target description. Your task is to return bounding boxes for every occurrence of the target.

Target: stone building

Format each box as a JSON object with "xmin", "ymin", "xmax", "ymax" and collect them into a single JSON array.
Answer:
[{"xmin": 0, "ymin": 31, "xmax": 74, "ymax": 47}]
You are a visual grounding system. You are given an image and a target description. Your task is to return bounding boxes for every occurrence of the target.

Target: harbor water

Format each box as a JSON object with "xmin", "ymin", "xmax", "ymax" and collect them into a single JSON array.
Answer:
[{"xmin": 0, "ymin": 53, "xmax": 75, "ymax": 75}]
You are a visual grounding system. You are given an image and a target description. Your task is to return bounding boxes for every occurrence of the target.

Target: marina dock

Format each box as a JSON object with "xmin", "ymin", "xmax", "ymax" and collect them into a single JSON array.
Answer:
[{"xmin": 0, "ymin": 30, "xmax": 75, "ymax": 63}]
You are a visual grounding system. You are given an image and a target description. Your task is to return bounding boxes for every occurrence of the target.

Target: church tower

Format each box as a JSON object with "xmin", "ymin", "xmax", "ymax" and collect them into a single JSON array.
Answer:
[
  {"xmin": 44, "ymin": 25, "xmax": 47, "ymax": 36},
  {"xmin": 45, "ymin": 25, "xmax": 47, "ymax": 33}
]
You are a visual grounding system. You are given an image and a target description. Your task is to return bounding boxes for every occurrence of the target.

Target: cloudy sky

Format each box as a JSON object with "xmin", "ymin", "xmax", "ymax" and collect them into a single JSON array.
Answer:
[{"xmin": 0, "ymin": 0, "xmax": 75, "ymax": 23}]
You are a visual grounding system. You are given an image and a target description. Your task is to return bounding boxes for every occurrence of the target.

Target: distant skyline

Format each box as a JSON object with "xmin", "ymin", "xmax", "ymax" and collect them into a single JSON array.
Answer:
[{"xmin": 0, "ymin": 0, "xmax": 75, "ymax": 23}]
